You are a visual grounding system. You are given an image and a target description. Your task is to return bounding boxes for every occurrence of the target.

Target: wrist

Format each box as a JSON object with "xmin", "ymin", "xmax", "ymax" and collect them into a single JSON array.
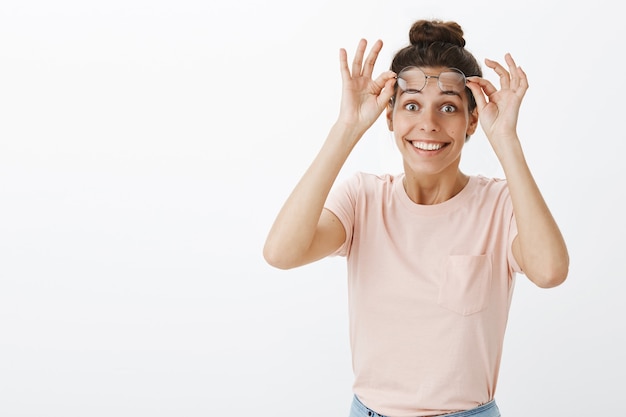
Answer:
[
  {"xmin": 491, "ymin": 136, "xmax": 526, "ymax": 167},
  {"xmin": 331, "ymin": 119, "xmax": 367, "ymax": 147}
]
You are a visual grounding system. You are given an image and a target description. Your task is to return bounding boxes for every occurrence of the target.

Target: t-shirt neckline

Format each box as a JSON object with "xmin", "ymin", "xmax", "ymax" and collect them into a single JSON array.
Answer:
[{"xmin": 393, "ymin": 173, "xmax": 478, "ymax": 216}]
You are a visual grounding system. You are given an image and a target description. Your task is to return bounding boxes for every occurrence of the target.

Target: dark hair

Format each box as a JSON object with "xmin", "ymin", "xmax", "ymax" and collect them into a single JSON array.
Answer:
[{"xmin": 391, "ymin": 19, "xmax": 482, "ymax": 112}]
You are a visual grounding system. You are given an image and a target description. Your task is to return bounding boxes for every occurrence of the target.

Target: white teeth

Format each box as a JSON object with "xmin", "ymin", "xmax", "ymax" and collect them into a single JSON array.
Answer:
[{"xmin": 412, "ymin": 141, "xmax": 443, "ymax": 151}]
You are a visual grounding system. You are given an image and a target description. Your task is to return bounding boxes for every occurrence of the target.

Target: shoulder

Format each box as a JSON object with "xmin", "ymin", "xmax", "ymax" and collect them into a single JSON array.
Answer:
[
  {"xmin": 329, "ymin": 171, "xmax": 401, "ymax": 208},
  {"xmin": 468, "ymin": 175, "xmax": 514, "ymax": 217},
  {"xmin": 340, "ymin": 171, "xmax": 401, "ymax": 191},
  {"xmin": 472, "ymin": 175, "xmax": 510, "ymax": 197}
]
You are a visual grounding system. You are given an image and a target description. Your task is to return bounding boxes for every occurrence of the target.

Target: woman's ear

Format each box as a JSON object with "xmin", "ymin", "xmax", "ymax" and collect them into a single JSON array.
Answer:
[
  {"xmin": 466, "ymin": 108, "xmax": 479, "ymax": 136},
  {"xmin": 386, "ymin": 102, "xmax": 394, "ymax": 131}
]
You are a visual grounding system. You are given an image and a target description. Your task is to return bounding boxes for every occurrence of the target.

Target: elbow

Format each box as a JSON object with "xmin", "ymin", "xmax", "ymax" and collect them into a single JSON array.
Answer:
[
  {"xmin": 263, "ymin": 242, "xmax": 297, "ymax": 270},
  {"xmin": 529, "ymin": 258, "xmax": 570, "ymax": 289},
  {"xmin": 533, "ymin": 272, "xmax": 567, "ymax": 288}
]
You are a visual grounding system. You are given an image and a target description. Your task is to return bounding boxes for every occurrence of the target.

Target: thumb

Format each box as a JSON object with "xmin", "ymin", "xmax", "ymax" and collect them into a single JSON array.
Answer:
[{"xmin": 376, "ymin": 71, "xmax": 397, "ymax": 107}]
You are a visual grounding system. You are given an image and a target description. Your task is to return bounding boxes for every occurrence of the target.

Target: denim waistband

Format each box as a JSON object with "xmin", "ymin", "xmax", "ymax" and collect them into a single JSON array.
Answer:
[{"xmin": 350, "ymin": 395, "xmax": 501, "ymax": 417}]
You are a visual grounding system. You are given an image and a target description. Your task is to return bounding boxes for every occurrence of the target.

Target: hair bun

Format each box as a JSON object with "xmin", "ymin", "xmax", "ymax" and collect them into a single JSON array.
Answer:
[{"xmin": 409, "ymin": 19, "xmax": 466, "ymax": 47}]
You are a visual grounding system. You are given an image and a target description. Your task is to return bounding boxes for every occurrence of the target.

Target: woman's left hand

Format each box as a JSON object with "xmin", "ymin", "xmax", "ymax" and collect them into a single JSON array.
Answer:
[{"xmin": 467, "ymin": 53, "xmax": 528, "ymax": 152}]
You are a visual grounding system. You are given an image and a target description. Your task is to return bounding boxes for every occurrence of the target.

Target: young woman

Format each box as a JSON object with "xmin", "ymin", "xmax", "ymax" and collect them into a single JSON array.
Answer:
[{"xmin": 263, "ymin": 19, "xmax": 569, "ymax": 417}]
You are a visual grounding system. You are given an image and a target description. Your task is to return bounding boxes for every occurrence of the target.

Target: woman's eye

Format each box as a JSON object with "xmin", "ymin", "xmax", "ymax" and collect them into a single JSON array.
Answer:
[
  {"xmin": 441, "ymin": 104, "xmax": 457, "ymax": 113},
  {"xmin": 404, "ymin": 103, "xmax": 419, "ymax": 111}
]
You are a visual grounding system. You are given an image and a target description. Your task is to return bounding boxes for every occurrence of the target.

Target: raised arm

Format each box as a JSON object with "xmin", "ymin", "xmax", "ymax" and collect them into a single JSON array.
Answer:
[
  {"xmin": 263, "ymin": 39, "xmax": 397, "ymax": 270},
  {"xmin": 467, "ymin": 54, "xmax": 569, "ymax": 288}
]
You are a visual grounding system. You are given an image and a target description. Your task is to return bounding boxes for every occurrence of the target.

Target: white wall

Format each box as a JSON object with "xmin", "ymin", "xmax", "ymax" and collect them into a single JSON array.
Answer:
[{"xmin": 1, "ymin": 0, "xmax": 623, "ymax": 416}]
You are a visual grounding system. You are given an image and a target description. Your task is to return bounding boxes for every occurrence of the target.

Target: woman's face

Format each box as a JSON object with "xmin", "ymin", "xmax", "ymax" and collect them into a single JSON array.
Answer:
[{"xmin": 387, "ymin": 66, "xmax": 478, "ymax": 177}]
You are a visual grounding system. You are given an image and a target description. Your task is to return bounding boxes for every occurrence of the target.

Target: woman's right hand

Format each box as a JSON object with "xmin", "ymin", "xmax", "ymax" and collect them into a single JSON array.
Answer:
[
  {"xmin": 264, "ymin": 39, "xmax": 395, "ymax": 270},
  {"xmin": 336, "ymin": 39, "xmax": 397, "ymax": 139}
]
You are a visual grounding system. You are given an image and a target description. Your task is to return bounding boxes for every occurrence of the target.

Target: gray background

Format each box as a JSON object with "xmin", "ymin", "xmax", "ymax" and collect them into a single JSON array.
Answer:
[{"xmin": 1, "ymin": 0, "xmax": 623, "ymax": 415}]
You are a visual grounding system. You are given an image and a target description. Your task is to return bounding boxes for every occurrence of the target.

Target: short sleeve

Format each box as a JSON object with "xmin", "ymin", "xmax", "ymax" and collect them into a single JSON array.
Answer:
[
  {"xmin": 503, "ymin": 187, "xmax": 522, "ymax": 275},
  {"xmin": 323, "ymin": 172, "xmax": 361, "ymax": 257}
]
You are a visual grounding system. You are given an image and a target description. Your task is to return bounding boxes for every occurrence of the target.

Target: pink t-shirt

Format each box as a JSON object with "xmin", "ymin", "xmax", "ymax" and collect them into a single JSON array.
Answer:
[{"xmin": 325, "ymin": 172, "xmax": 521, "ymax": 417}]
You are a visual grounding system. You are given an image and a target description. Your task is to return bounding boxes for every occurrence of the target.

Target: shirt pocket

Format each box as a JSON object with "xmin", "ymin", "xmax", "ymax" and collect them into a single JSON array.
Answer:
[{"xmin": 438, "ymin": 254, "xmax": 493, "ymax": 316}]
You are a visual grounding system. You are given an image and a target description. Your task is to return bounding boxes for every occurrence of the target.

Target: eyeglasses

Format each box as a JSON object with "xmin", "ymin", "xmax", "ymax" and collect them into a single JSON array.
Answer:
[{"xmin": 396, "ymin": 67, "xmax": 467, "ymax": 95}]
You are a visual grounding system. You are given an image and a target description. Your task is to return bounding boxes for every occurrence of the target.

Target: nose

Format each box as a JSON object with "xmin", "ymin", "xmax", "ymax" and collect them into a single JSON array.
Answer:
[{"xmin": 417, "ymin": 106, "xmax": 440, "ymax": 132}]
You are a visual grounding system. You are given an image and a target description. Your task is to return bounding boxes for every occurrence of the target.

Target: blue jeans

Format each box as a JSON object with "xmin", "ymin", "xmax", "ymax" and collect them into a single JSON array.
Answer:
[{"xmin": 349, "ymin": 395, "xmax": 501, "ymax": 417}]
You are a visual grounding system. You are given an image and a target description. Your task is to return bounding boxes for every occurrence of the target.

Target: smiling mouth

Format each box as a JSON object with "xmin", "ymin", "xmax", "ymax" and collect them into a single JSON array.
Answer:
[{"xmin": 410, "ymin": 141, "xmax": 448, "ymax": 151}]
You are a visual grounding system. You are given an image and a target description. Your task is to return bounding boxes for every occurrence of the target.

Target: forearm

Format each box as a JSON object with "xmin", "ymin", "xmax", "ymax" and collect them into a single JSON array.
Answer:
[
  {"xmin": 263, "ymin": 122, "xmax": 360, "ymax": 268},
  {"xmin": 496, "ymin": 137, "xmax": 569, "ymax": 287}
]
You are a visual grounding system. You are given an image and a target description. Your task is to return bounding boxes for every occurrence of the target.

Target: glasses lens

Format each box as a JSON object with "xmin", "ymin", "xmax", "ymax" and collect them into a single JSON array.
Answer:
[
  {"xmin": 438, "ymin": 69, "xmax": 466, "ymax": 94},
  {"xmin": 397, "ymin": 67, "xmax": 425, "ymax": 93}
]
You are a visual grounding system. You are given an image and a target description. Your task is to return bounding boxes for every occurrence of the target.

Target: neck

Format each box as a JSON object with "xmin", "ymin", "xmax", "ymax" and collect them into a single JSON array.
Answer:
[{"xmin": 402, "ymin": 171, "xmax": 469, "ymax": 205}]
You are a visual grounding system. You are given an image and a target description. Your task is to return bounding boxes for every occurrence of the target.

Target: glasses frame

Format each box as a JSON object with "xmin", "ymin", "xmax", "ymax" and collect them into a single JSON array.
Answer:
[{"xmin": 396, "ymin": 67, "xmax": 467, "ymax": 95}]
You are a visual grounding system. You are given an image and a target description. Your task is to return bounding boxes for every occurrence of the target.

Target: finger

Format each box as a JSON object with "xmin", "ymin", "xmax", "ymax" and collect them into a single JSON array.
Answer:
[
  {"xmin": 362, "ymin": 39, "xmax": 383, "ymax": 78},
  {"xmin": 505, "ymin": 54, "xmax": 529, "ymax": 95},
  {"xmin": 485, "ymin": 57, "xmax": 511, "ymax": 90},
  {"xmin": 466, "ymin": 80, "xmax": 488, "ymax": 112},
  {"xmin": 467, "ymin": 76, "xmax": 498, "ymax": 97},
  {"xmin": 508, "ymin": 65, "xmax": 529, "ymax": 99},
  {"xmin": 517, "ymin": 66, "xmax": 529, "ymax": 93},
  {"xmin": 504, "ymin": 53, "xmax": 518, "ymax": 71},
  {"xmin": 351, "ymin": 38, "xmax": 367, "ymax": 78},
  {"xmin": 373, "ymin": 70, "xmax": 397, "ymax": 106},
  {"xmin": 504, "ymin": 53, "xmax": 521, "ymax": 89},
  {"xmin": 339, "ymin": 48, "xmax": 350, "ymax": 83}
]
